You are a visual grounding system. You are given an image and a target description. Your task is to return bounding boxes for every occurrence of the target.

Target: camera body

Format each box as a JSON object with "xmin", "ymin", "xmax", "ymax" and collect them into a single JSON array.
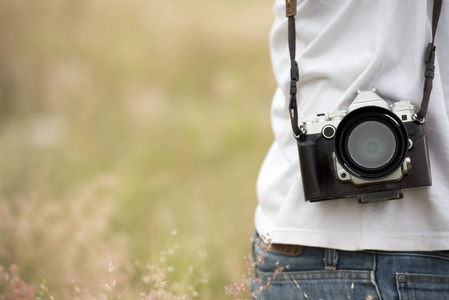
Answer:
[{"xmin": 297, "ymin": 89, "xmax": 432, "ymax": 203}]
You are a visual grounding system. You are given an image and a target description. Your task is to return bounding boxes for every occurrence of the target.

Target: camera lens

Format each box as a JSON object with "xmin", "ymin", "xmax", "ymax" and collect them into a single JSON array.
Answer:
[
  {"xmin": 347, "ymin": 121, "xmax": 396, "ymax": 169},
  {"xmin": 335, "ymin": 106, "xmax": 408, "ymax": 179}
]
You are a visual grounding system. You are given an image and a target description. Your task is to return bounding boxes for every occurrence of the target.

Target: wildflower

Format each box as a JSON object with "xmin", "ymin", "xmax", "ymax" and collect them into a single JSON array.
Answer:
[
  {"xmin": 225, "ymin": 282, "xmax": 241, "ymax": 297},
  {"xmin": 0, "ymin": 265, "xmax": 35, "ymax": 300},
  {"xmin": 108, "ymin": 261, "xmax": 115, "ymax": 273}
]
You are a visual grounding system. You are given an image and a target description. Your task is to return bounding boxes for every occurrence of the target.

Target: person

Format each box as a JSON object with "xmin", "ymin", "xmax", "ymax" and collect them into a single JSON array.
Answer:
[{"xmin": 252, "ymin": 0, "xmax": 449, "ymax": 299}]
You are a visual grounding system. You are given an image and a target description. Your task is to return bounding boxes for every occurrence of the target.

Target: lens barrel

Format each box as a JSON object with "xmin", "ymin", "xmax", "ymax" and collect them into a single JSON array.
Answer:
[{"xmin": 335, "ymin": 106, "xmax": 408, "ymax": 179}]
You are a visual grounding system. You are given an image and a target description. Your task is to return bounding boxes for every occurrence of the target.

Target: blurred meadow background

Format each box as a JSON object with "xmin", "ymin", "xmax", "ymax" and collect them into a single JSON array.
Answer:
[{"xmin": 0, "ymin": 0, "xmax": 275, "ymax": 298}]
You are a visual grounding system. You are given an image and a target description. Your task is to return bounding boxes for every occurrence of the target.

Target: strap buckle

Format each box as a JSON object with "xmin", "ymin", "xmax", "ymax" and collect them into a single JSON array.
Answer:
[
  {"xmin": 290, "ymin": 60, "xmax": 299, "ymax": 95},
  {"xmin": 425, "ymin": 43, "xmax": 436, "ymax": 63},
  {"xmin": 425, "ymin": 43, "xmax": 436, "ymax": 79}
]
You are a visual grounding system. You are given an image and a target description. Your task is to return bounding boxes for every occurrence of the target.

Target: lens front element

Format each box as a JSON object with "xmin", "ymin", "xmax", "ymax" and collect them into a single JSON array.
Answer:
[{"xmin": 347, "ymin": 121, "xmax": 396, "ymax": 169}]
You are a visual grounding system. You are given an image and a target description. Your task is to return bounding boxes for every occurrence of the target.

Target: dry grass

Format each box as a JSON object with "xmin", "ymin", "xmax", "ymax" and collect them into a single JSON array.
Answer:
[{"xmin": 0, "ymin": 0, "xmax": 275, "ymax": 298}]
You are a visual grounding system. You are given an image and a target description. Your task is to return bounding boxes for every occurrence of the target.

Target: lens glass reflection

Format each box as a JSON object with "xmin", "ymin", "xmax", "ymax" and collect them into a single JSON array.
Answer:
[{"xmin": 347, "ymin": 121, "xmax": 396, "ymax": 169}]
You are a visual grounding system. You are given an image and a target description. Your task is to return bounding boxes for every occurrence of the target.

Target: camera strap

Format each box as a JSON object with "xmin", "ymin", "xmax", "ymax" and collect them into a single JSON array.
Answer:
[
  {"xmin": 418, "ymin": 0, "xmax": 443, "ymax": 122},
  {"xmin": 286, "ymin": 0, "xmax": 443, "ymax": 136}
]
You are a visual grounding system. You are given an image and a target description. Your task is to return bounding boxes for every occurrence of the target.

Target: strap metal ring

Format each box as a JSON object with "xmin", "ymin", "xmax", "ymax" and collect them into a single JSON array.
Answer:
[{"xmin": 412, "ymin": 114, "xmax": 426, "ymax": 124}]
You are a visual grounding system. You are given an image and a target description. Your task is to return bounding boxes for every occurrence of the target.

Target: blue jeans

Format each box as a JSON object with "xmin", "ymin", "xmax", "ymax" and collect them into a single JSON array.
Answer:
[{"xmin": 252, "ymin": 232, "xmax": 449, "ymax": 300}]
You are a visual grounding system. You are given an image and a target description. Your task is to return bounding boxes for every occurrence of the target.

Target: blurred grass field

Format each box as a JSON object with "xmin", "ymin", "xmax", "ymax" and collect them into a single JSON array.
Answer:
[{"xmin": 0, "ymin": 0, "xmax": 276, "ymax": 298}]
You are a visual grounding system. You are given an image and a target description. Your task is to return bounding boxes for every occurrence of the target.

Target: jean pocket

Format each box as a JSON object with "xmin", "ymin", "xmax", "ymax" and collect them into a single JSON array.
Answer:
[
  {"xmin": 396, "ymin": 273, "xmax": 449, "ymax": 300},
  {"xmin": 254, "ymin": 270, "xmax": 381, "ymax": 300}
]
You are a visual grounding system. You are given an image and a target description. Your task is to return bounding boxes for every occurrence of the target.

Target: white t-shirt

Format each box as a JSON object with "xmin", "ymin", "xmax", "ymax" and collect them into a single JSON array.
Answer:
[{"xmin": 255, "ymin": 0, "xmax": 449, "ymax": 251}]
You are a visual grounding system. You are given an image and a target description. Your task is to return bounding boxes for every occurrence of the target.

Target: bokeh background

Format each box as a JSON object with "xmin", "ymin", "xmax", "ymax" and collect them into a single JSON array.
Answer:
[{"xmin": 0, "ymin": 0, "xmax": 276, "ymax": 298}]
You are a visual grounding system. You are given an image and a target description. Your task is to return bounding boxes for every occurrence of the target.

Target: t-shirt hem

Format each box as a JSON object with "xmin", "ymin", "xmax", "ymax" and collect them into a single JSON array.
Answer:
[
  {"xmin": 255, "ymin": 208, "xmax": 449, "ymax": 251},
  {"xmin": 268, "ymin": 228, "xmax": 449, "ymax": 251}
]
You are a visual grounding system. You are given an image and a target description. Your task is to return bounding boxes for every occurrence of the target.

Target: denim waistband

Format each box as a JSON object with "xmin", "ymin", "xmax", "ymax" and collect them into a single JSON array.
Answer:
[
  {"xmin": 253, "ymin": 231, "xmax": 449, "ymax": 272},
  {"xmin": 364, "ymin": 249, "xmax": 449, "ymax": 261}
]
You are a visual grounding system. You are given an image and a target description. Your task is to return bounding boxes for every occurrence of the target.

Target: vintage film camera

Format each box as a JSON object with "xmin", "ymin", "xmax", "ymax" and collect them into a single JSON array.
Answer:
[{"xmin": 297, "ymin": 89, "xmax": 432, "ymax": 203}]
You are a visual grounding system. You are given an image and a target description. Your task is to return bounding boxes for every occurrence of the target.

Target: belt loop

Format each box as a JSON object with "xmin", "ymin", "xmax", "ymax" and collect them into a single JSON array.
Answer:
[{"xmin": 324, "ymin": 249, "xmax": 338, "ymax": 270}]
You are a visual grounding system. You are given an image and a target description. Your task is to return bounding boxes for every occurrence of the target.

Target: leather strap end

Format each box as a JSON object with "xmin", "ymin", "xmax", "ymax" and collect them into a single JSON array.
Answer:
[
  {"xmin": 286, "ymin": 0, "xmax": 297, "ymax": 17},
  {"xmin": 270, "ymin": 243, "xmax": 303, "ymax": 256}
]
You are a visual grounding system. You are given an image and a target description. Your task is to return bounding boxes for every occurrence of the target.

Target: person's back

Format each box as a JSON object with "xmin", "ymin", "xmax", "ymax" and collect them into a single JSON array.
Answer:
[{"xmin": 252, "ymin": 0, "xmax": 449, "ymax": 299}]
